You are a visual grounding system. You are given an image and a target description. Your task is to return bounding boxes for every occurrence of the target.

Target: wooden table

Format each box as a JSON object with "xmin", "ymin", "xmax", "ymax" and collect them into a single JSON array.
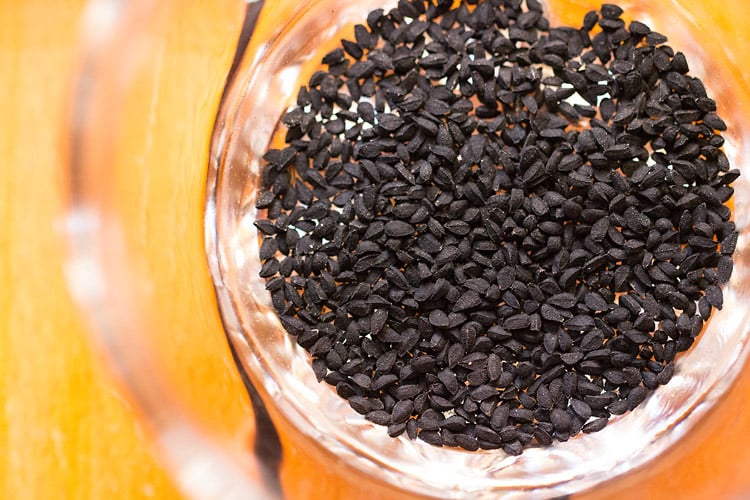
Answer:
[{"xmin": 2, "ymin": 1, "xmax": 749, "ymax": 498}]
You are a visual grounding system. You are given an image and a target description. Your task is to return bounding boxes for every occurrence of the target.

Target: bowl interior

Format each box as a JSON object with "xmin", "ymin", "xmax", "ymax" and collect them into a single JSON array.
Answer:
[{"xmin": 209, "ymin": 0, "xmax": 750, "ymax": 497}]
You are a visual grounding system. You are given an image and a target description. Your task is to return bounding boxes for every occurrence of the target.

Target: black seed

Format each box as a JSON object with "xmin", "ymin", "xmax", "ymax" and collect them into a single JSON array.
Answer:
[
  {"xmin": 571, "ymin": 399, "xmax": 592, "ymax": 421},
  {"xmin": 548, "ymin": 293, "xmax": 577, "ymax": 309},
  {"xmin": 503, "ymin": 441, "xmax": 523, "ymax": 456},
  {"xmin": 601, "ymin": 4, "xmax": 624, "ymax": 19},
  {"xmin": 496, "ymin": 268, "xmax": 516, "ymax": 290},
  {"xmin": 582, "ymin": 417, "xmax": 609, "ymax": 433},
  {"xmin": 487, "ymin": 353, "xmax": 502, "ymax": 380},
  {"xmin": 474, "ymin": 425, "xmax": 503, "ymax": 445},
  {"xmin": 447, "ymin": 343, "xmax": 464, "ymax": 369},
  {"xmin": 584, "ymin": 292, "xmax": 609, "ymax": 312},
  {"xmin": 721, "ymin": 232, "xmax": 738, "ymax": 255},
  {"xmin": 429, "ymin": 309, "xmax": 450, "ymax": 328},
  {"xmin": 394, "ymin": 384, "xmax": 423, "ymax": 400},
  {"xmin": 607, "ymin": 399, "xmax": 629, "ymax": 416},
  {"xmin": 348, "ymin": 396, "xmax": 372, "ymax": 415},
  {"xmin": 657, "ymin": 363, "xmax": 675, "ymax": 385},
  {"xmin": 717, "ymin": 256, "xmax": 734, "ymax": 283},
  {"xmin": 551, "ymin": 408, "xmax": 572, "ymax": 432},
  {"xmin": 279, "ymin": 315, "xmax": 306, "ymax": 336},
  {"xmin": 509, "ymin": 408, "xmax": 534, "ymax": 423},
  {"xmin": 706, "ymin": 285, "xmax": 724, "ymax": 309},
  {"xmin": 406, "ymin": 419, "xmax": 418, "ymax": 440},
  {"xmin": 391, "ymin": 399, "xmax": 414, "ymax": 424},
  {"xmin": 627, "ymin": 386, "xmax": 649, "ymax": 409},
  {"xmin": 366, "ymin": 410, "xmax": 392, "ymax": 426},
  {"xmin": 418, "ymin": 430, "xmax": 442, "ymax": 447},
  {"xmin": 441, "ymin": 415, "xmax": 468, "ymax": 432},
  {"xmin": 388, "ymin": 422, "xmax": 407, "ymax": 437},
  {"xmin": 312, "ymin": 358, "xmax": 328, "ymax": 381},
  {"xmin": 342, "ymin": 39, "xmax": 363, "ymax": 59},
  {"xmin": 591, "ymin": 217, "xmax": 609, "ymax": 242},
  {"xmin": 435, "ymin": 245, "xmax": 461, "ymax": 265},
  {"xmin": 258, "ymin": 0, "xmax": 738, "ymax": 455},
  {"xmin": 373, "ymin": 372, "xmax": 399, "ymax": 391},
  {"xmin": 540, "ymin": 304, "xmax": 565, "ymax": 323},
  {"xmin": 490, "ymin": 405, "xmax": 510, "ymax": 431},
  {"xmin": 370, "ymin": 308, "xmax": 389, "ymax": 334},
  {"xmin": 259, "ymin": 258, "xmax": 280, "ymax": 278},
  {"xmin": 561, "ymin": 352, "xmax": 584, "ymax": 365},
  {"xmin": 505, "ymin": 313, "xmax": 531, "ymax": 330},
  {"xmin": 454, "ymin": 433, "xmax": 479, "ymax": 451},
  {"xmin": 454, "ymin": 291, "xmax": 482, "ymax": 312},
  {"xmin": 565, "ymin": 315, "xmax": 595, "ymax": 331},
  {"xmin": 471, "ymin": 385, "xmax": 498, "ymax": 402},
  {"xmin": 418, "ymin": 409, "xmax": 443, "ymax": 431}
]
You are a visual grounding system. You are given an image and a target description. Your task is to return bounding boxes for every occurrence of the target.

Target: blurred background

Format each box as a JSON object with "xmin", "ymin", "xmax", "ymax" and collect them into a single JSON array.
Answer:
[{"xmin": 2, "ymin": 0, "xmax": 750, "ymax": 498}]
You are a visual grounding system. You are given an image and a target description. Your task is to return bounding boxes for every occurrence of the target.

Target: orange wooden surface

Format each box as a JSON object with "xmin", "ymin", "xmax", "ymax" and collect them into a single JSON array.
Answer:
[
  {"xmin": 0, "ymin": 1, "xmax": 180, "ymax": 498},
  {"xmin": 1, "ymin": 0, "xmax": 749, "ymax": 499}
]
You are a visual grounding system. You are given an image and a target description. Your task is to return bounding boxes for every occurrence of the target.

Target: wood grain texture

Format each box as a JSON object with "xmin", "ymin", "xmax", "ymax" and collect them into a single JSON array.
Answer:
[{"xmin": 1, "ymin": 0, "xmax": 749, "ymax": 499}]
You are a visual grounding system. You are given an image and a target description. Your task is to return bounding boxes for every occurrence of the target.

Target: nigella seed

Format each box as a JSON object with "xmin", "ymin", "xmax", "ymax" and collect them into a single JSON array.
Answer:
[
  {"xmin": 417, "ymin": 409, "xmax": 443, "ymax": 431},
  {"xmin": 406, "ymin": 419, "xmax": 419, "ymax": 440},
  {"xmin": 582, "ymin": 417, "xmax": 609, "ymax": 433},
  {"xmin": 536, "ymin": 385, "xmax": 553, "ymax": 410},
  {"xmin": 504, "ymin": 314, "xmax": 531, "ymax": 330},
  {"xmin": 370, "ymin": 309, "xmax": 388, "ymax": 334},
  {"xmin": 540, "ymin": 304, "xmax": 565, "ymax": 323},
  {"xmin": 373, "ymin": 374, "xmax": 398, "ymax": 391},
  {"xmin": 454, "ymin": 291, "xmax": 482, "ymax": 312},
  {"xmin": 487, "ymin": 354, "xmax": 502, "ymax": 380},
  {"xmin": 430, "ymin": 395, "xmax": 455, "ymax": 411},
  {"xmin": 627, "ymin": 386, "xmax": 649, "ymax": 409},
  {"xmin": 570, "ymin": 399, "xmax": 592, "ymax": 421},
  {"xmin": 394, "ymin": 384, "xmax": 423, "ymax": 401},
  {"xmin": 607, "ymin": 399, "xmax": 630, "ymax": 416},
  {"xmin": 447, "ymin": 343, "xmax": 465, "ymax": 369},
  {"xmin": 717, "ymin": 256, "xmax": 734, "ymax": 283},
  {"xmin": 706, "ymin": 285, "xmax": 724, "ymax": 309},
  {"xmin": 257, "ymin": 0, "xmax": 738, "ymax": 454},
  {"xmin": 259, "ymin": 258, "xmax": 280, "ymax": 278},
  {"xmin": 547, "ymin": 293, "xmax": 578, "ymax": 309},
  {"xmin": 550, "ymin": 408, "xmax": 572, "ymax": 432},
  {"xmin": 442, "ymin": 415, "xmax": 468, "ymax": 432},
  {"xmin": 391, "ymin": 399, "xmax": 414, "ymax": 424},
  {"xmin": 657, "ymin": 363, "xmax": 675, "ymax": 385},
  {"xmin": 474, "ymin": 425, "xmax": 503, "ymax": 445},
  {"xmin": 565, "ymin": 315, "xmax": 596, "ymax": 331},
  {"xmin": 366, "ymin": 410, "xmax": 392, "ymax": 426},
  {"xmin": 496, "ymin": 268, "xmax": 516, "ymax": 290},
  {"xmin": 503, "ymin": 440, "xmax": 524, "ymax": 456},
  {"xmin": 348, "ymin": 396, "xmax": 372, "ymax": 415},
  {"xmin": 454, "ymin": 434, "xmax": 480, "ymax": 451},
  {"xmin": 509, "ymin": 408, "xmax": 535, "ymax": 423},
  {"xmin": 721, "ymin": 232, "xmax": 739, "ymax": 255},
  {"xmin": 561, "ymin": 352, "xmax": 584, "ymax": 365},
  {"xmin": 471, "ymin": 385, "xmax": 498, "ymax": 402},
  {"xmin": 388, "ymin": 422, "xmax": 407, "ymax": 437},
  {"xmin": 429, "ymin": 309, "xmax": 450, "ymax": 328},
  {"xmin": 417, "ymin": 430, "xmax": 443, "ymax": 447},
  {"xmin": 411, "ymin": 356, "xmax": 435, "ymax": 373},
  {"xmin": 490, "ymin": 405, "xmax": 510, "ymax": 431}
]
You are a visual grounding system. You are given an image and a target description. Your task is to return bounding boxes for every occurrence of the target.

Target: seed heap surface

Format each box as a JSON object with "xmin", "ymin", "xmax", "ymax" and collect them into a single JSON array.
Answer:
[{"xmin": 255, "ymin": 0, "xmax": 739, "ymax": 454}]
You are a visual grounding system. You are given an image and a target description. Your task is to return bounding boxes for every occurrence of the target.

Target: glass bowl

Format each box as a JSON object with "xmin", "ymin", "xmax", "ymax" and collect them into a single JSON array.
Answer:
[{"xmin": 67, "ymin": 0, "xmax": 750, "ymax": 498}]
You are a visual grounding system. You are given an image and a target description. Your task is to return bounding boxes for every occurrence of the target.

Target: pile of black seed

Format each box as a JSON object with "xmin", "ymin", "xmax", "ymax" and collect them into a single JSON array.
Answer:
[{"xmin": 255, "ymin": 0, "xmax": 740, "ymax": 454}]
